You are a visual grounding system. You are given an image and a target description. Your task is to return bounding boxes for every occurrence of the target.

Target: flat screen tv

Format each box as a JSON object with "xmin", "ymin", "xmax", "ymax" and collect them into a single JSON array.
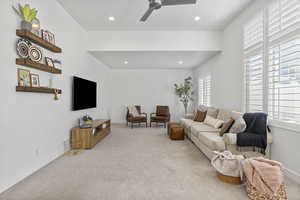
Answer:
[{"xmin": 73, "ymin": 76, "xmax": 97, "ymax": 111}]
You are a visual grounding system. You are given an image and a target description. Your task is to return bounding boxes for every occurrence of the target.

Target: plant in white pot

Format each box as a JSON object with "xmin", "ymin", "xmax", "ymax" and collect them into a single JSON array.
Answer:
[
  {"xmin": 13, "ymin": 4, "xmax": 38, "ymax": 31},
  {"xmin": 174, "ymin": 76, "xmax": 194, "ymax": 115}
]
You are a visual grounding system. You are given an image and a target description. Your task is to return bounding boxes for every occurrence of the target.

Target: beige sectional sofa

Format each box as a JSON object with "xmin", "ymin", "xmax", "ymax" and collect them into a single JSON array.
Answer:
[{"xmin": 180, "ymin": 105, "xmax": 273, "ymax": 160}]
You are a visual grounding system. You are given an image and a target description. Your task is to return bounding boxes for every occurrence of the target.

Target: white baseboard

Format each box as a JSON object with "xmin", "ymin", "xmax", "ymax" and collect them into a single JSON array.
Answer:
[{"xmin": 283, "ymin": 167, "xmax": 300, "ymax": 184}]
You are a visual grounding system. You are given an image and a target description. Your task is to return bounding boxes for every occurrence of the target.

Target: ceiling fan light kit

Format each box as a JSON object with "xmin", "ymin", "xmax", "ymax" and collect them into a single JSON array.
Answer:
[{"xmin": 140, "ymin": 0, "xmax": 197, "ymax": 22}]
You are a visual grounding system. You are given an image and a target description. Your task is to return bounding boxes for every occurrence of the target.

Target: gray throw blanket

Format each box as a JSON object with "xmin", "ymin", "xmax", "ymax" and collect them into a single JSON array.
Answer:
[{"xmin": 237, "ymin": 113, "xmax": 268, "ymax": 154}]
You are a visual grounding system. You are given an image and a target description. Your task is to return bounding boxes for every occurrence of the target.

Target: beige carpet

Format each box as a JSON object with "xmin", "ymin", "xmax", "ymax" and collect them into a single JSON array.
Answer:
[{"xmin": 1, "ymin": 125, "xmax": 299, "ymax": 200}]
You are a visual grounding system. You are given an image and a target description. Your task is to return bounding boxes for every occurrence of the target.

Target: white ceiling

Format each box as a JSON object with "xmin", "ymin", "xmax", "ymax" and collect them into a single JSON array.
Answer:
[
  {"xmin": 57, "ymin": 0, "xmax": 252, "ymax": 30},
  {"xmin": 90, "ymin": 51, "xmax": 219, "ymax": 69}
]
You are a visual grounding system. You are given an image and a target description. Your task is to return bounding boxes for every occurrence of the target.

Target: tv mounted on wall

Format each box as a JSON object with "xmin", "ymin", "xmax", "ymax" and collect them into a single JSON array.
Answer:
[{"xmin": 73, "ymin": 76, "xmax": 97, "ymax": 111}]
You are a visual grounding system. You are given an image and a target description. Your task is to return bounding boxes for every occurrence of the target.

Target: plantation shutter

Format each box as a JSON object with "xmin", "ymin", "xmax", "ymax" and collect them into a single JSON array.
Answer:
[
  {"xmin": 198, "ymin": 76, "xmax": 211, "ymax": 106},
  {"xmin": 268, "ymin": 0, "xmax": 300, "ymax": 123},
  {"xmin": 204, "ymin": 76, "xmax": 211, "ymax": 106},
  {"xmin": 198, "ymin": 79, "xmax": 204, "ymax": 105},
  {"xmin": 244, "ymin": 13, "xmax": 265, "ymax": 112}
]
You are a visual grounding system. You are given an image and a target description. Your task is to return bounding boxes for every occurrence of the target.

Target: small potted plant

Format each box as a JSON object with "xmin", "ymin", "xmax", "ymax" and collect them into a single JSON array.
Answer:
[
  {"xmin": 14, "ymin": 4, "xmax": 38, "ymax": 31},
  {"xmin": 79, "ymin": 115, "xmax": 93, "ymax": 128},
  {"xmin": 82, "ymin": 115, "xmax": 93, "ymax": 125}
]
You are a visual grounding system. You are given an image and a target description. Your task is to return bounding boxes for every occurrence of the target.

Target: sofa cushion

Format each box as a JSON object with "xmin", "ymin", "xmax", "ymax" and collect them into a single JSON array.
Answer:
[
  {"xmin": 204, "ymin": 116, "xmax": 224, "ymax": 129},
  {"xmin": 217, "ymin": 109, "xmax": 233, "ymax": 121},
  {"xmin": 180, "ymin": 118, "xmax": 199, "ymax": 128},
  {"xmin": 198, "ymin": 105, "xmax": 219, "ymax": 118},
  {"xmin": 223, "ymin": 133, "xmax": 273, "ymax": 145},
  {"xmin": 192, "ymin": 123, "xmax": 219, "ymax": 132},
  {"xmin": 197, "ymin": 132, "xmax": 226, "ymax": 151},
  {"xmin": 191, "ymin": 123, "xmax": 219, "ymax": 137},
  {"xmin": 207, "ymin": 107, "xmax": 219, "ymax": 118},
  {"xmin": 231, "ymin": 111, "xmax": 243, "ymax": 120}
]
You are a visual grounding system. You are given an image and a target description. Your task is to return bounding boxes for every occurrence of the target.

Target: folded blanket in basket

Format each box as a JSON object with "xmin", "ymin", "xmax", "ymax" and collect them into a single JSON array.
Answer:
[{"xmin": 243, "ymin": 157, "xmax": 283, "ymax": 197}]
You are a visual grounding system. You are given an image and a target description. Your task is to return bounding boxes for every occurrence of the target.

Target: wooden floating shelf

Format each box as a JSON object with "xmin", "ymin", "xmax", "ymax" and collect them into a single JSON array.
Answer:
[
  {"xmin": 16, "ymin": 58, "xmax": 62, "ymax": 74},
  {"xmin": 16, "ymin": 30, "xmax": 62, "ymax": 53},
  {"xmin": 16, "ymin": 86, "xmax": 62, "ymax": 94}
]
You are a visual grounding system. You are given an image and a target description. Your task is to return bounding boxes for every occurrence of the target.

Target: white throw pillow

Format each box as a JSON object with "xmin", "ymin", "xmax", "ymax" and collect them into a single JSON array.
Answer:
[
  {"xmin": 229, "ymin": 117, "xmax": 246, "ymax": 133},
  {"xmin": 128, "ymin": 105, "xmax": 140, "ymax": 117},
  {"xmin": 204, "ymin": 115, "xmax": 224, "ymax": 129}
]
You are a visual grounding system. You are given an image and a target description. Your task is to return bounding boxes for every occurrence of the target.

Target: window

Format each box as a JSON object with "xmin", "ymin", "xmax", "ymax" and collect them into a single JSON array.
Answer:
[
  {"xmin": 198, "ymin": 75, "xmax": 211, "ymax": 106},
  {"xmin": 244, "ymin": 0, "xmax": 300, "ymax": 125},
  {"xmin": 244, "ymin": 13, "xmax": 264, "ymax": 112},
  {"xmin": 268, "ymin": 0, "xmax": 300, "ymax": 124},
  {"xmin": 198, "ymin": 78, "xmax": 204, "ymax": 105}
]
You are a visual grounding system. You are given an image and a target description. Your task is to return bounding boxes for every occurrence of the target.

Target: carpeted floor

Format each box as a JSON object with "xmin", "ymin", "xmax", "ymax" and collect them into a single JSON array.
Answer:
[{"xmin": 1, "ymin": 125, "xmax": 299, "ymax": 200}]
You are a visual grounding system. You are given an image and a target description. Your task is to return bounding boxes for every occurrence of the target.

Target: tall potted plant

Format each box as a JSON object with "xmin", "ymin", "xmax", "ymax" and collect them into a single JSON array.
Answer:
[{"xmin": 174, "ymin": 76, "xmax": 194, "ymax": 115}]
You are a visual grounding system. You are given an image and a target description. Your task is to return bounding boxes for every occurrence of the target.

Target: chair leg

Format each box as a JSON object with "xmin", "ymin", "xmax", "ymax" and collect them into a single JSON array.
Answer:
[
  {"xmin": 150, "ymin": 121, "xmax": 151, "ymax": 127},
  {"xmin": 146, "ymin": 122, "xmax": 148, "ymax": 127},
  {"xmin": 131, "ymin": 123, "xmax": 133, "ymax": 129}
]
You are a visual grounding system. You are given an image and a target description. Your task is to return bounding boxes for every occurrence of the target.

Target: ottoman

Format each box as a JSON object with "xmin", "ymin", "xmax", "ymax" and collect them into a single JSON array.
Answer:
[{"xmin": 168, "ymin": 122, "xmax": 185, "ymax": 140}]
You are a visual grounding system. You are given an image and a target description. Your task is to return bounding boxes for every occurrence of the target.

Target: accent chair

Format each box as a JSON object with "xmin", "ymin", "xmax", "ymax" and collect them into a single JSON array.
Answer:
[
  {"xmin": 150, "ymin": 105, "xmax": 170, "ymax": 128},
  {"xmin": 126, "ymin": 105, "xmax": 147, "ymax": 128}
]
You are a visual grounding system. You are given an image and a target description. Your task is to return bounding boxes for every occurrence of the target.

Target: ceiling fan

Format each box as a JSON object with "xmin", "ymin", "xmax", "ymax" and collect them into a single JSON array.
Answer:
[{"xmin": 140, "ymin": 0, "xmax": 197, "ymax": 22}]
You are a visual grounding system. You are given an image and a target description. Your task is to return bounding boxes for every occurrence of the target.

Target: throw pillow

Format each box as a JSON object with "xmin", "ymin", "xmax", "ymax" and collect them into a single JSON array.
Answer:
[
  {"xmin": 229, "ymin": 117, "xmax": 246, "ymax": 133},
  {"xmin": 193, "ymin": 111, "xmax": 199, "ymax": 121},
  {"xmin": 219, "ymin": 118, "xmax": 235, "ymax": 136},
  {"xmin": 204, "ymin": 115, "xmax": 224, "ymax": 129},
  {"xmin": 128, "ymin": 105, "xmax": 140, "ymax": 117},
  {"xmin": 194, "ymin": 110, "xmax": 207, "ymax": 122}
]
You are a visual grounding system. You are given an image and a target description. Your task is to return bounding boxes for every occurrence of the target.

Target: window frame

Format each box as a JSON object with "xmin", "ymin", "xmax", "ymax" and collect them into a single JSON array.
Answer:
[
  {"xmin": 243, "ymin": 0, "xmax": 300, "ymax": 129},
  {"xmin": 198, "ymin": 75, "xmax": 211, "ymax": 107}
]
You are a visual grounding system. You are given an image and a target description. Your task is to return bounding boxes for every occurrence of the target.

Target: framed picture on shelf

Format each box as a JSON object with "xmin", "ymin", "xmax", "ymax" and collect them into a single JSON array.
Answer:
[
  {"xmin": 53, "ymin": 59, "xmax": 62, "ymax": 69},
  {"xmin": 30, "ymin": 74, "xmax": 40, "ymax": 87},
  {"xmin": 45, "ymin": 57, "xmax": 54, "ymax": 67},
  {"xmin": 47, "ymin": 31, "xmax": 55, "ymax": 45},
  {"xmin": 42, "ymin": 30, "xmax": 49, "ymax": 42},
  {"xmin": 17, "ymin": 68, "xmax": 31, "ymax": 87}
]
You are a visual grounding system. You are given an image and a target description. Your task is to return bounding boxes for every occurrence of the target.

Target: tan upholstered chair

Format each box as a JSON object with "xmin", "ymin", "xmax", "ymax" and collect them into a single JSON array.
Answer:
[
  {"xmin": 126, "ymin": 105, "xmax": 147, "ymax": 128},
  {"xmin": 150, "ymin": 106, "xmax": 170, "ymax": 128}
]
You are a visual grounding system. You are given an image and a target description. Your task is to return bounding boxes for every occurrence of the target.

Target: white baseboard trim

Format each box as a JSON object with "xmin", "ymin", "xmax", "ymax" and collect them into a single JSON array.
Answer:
[{"xmin": 283, "ymin": 167, "xmax": 300, "ymax": 184}]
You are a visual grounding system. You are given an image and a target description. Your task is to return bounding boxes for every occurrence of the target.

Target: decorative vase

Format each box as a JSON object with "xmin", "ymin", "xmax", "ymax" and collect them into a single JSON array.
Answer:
[
  {"xmin": 31, "ymin": 18, "xmax": 40, "ymax": 31},
  {"xmin": 21, "ymin": 20, "xmax": 32, "ymax": 31},
  {"xmin": 19, "ymin": 80, "xmax": 24, "ymax": 87}
]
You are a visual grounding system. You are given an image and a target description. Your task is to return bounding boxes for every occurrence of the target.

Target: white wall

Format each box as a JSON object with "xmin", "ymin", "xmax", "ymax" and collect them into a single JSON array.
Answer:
[
  {"xmin": 109, "ymin": 69, "xmax": 192, "ymax": 123},
  {"xmin": 0, "ymin": 0, "xmax": 110, "ymax": 193},
  {"xmin": 192, "ymin": 0, "xmax": 300, "ymax": 182}
]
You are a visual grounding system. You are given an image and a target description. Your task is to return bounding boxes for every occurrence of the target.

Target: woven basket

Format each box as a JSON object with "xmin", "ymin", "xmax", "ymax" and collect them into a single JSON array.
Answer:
[{"xmin": 245, "ymin": 179, "xmax": 288, "ymax": 200}]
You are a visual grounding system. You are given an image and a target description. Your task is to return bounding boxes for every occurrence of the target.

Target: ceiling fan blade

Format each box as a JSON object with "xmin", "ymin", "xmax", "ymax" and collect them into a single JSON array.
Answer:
[
  {"xmin": 140, "ymin": 7, "xmax": 155, "ymax": 22},
  {"xmin": 161, "ymin": 0, "xmax": 197, "ymax": 6}
]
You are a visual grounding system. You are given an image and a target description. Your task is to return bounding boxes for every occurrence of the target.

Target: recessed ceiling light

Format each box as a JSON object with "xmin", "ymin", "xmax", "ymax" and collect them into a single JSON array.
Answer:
[
  {"xmin": 178, "ymin": 61, "xmax": 184, "ymax": 65},
  {"xmin": 108, "ymin": 16, "xmax": 115, "ymax": 21},
  {"xmin": 124, "ymin": 61, "xmax": 128, "ymax": 64},
  {"xmin": 194, "ymin": 16, "xmax": 201, "ymax": 21}
]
